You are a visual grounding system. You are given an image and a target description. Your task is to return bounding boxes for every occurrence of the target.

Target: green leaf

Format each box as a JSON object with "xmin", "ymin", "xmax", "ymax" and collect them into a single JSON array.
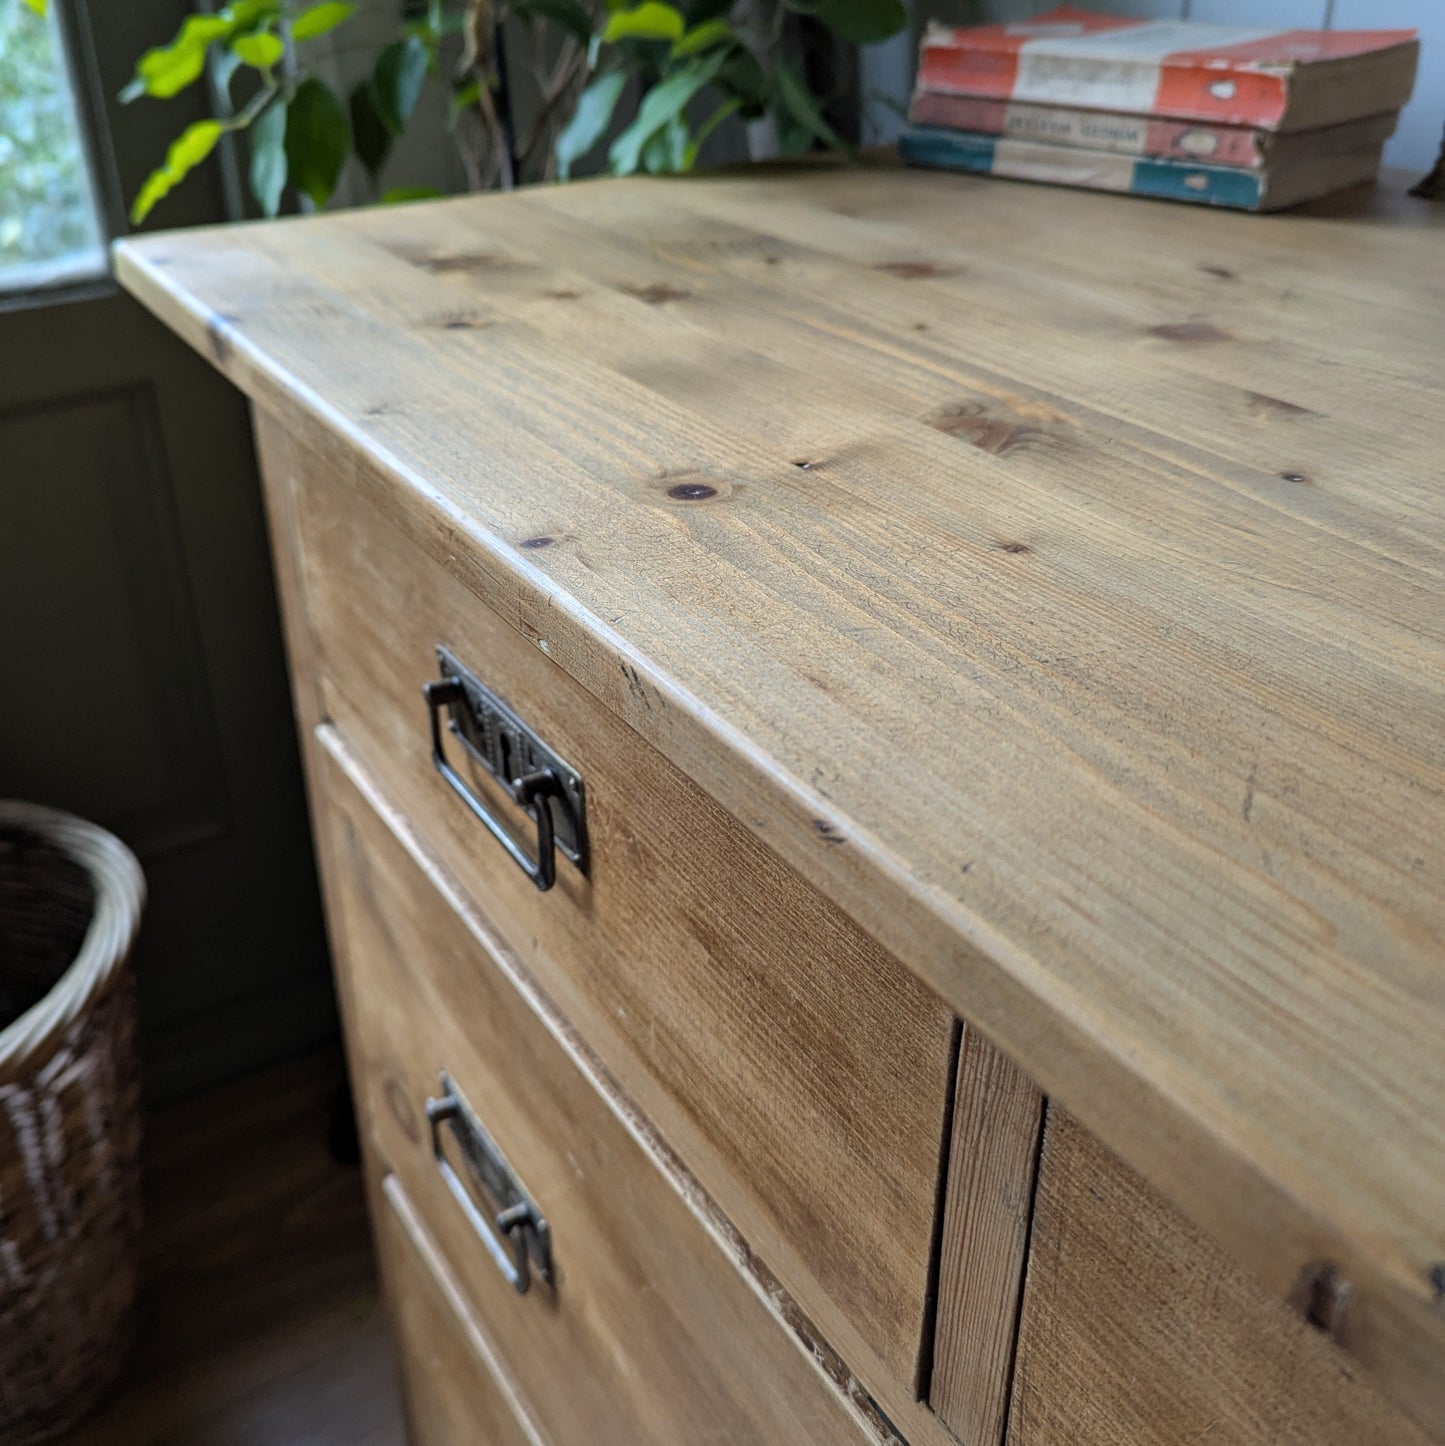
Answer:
[
  {"xmin": 555, "ymin": 70, "xmax": 625, "ymax": 180},
  {"xmin": 811, "ymin": 0, "xmax": 905, "ymax": 44},
  {"xmin": 774, "ymin": 62, "xmax": 842, "ymax": 152},
  {"xmin": 227, "ymin": 0, "xmax": 282, "ymax": 26},
  {"xmin": 511, "ymin": 0, "xmax": 593, "ymax": 46},
  {"xmin": 683, "ymin": 94, "xmax": 740, "ymax": 167},
  {"xmin": 22, "ymin": 0, "xmax": 47, "ymax": 16},
  {"xmin": 601, "ymin": 1, "xmax": 685, "ymax": 43},
  {"xmin": 372, "ymin": 35, "xmax": 429, "ymax": 137},
  {"xmin": 608, "ymin": 54, "xmax": 722, "ymax": 175},
  {"xmin": 231, "ymin": 30, "xmax": 284, "ymax": 68},
  {"xmin": 717, "ymin": 50, "xmax": 769, "ymax": 116},
  {"xmin": 285, "ymin": 77, "xmax": 349, "ymax": 206},
  {"xmin": 124, "ymin": 15, "xmax": 232, "ymax": 101},
  {"xmin": 120, "ymin": 2, "xmax": 281, "ymax": 101},
  {"xmin": 776, "ymin": 111, "xmax": 812, "ymax": 157},
  {"xmin": 131, "ymin": 119, "xmax": 225, "ymax": 223},
  {"xmin": 411, "ymin": 4, "xmax": 463, "ymax": 37},
  {"xmin": 382, "ymin": 186, "xmax": 444, "ymax": 203},
  {"xmin": 448, "ymin": 79, "xmax": 481, "ymax": 128},
  {"xmin": 671, "ymin": 17, "xmax": 732, "ymax": 56},
  {"xmin": 249, "ymin": 96, "xmax": 287, "ymax": 216},
  {"xmin": 642, "ymin": 113, "xmax": 690, "ymax": 173},
  {"xmin": 349, "ymin": 80, "xmax": 392, "ymax": 178},
  {"xmin": 640, "ymin": 129, "xmax": 670, "ymax": 175},
  {"xmin": 291, "ymin": 1, "xmax": 357, "ymax": 41}
]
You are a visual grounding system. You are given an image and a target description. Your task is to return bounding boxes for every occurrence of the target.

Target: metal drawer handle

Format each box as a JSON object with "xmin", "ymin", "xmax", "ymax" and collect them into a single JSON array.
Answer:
[
  {"xmin": 425, "ymin": 1072, "xmax": 552, "ymax": 1295},
  {"xmin": 422, "ymin": 646, "xmax": 587, "ymax": 893}
]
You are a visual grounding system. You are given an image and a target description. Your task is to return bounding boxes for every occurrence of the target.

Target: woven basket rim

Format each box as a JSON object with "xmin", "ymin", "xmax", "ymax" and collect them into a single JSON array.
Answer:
[{"xmin": 0, "ymin": 801, "xmax": 145, "ymax": 1085}]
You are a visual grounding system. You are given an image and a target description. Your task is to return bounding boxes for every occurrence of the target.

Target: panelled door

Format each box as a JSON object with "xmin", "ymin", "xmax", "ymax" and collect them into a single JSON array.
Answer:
[{"xmin": 0, "ymin": 0, "xmax": 331, "ymax": 1098}]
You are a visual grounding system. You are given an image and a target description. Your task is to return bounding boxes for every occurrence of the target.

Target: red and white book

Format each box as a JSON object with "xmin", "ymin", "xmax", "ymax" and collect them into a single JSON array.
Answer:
[
  {"xmin": 905, "ymin": 94, "xmax": 1399, "ymax": 169},
  {"xmin": 916, "ymin": 6, "xmax": 1418, "ymax": 132}
]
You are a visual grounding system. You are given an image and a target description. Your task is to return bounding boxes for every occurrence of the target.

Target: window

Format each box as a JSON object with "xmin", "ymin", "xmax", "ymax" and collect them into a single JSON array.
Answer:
[{"xmin": 0, "ymin": 0, "xmax": 104, "ymax": 290}]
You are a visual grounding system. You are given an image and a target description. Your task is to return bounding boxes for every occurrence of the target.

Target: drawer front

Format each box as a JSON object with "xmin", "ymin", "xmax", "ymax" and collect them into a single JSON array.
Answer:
[
  {"xmin": 375, "ymin": 1173, "xmax": 543, "ymax": 1446},
  {"xmin": 288, "ymin": 437, "xmax": 959, "ymax": 1391},
  {"xmin": 1008, "ymin": 1109, "xmax": 1431, "ymax": 1446},
  {"xmin": 319, "ymin": 734, "xmax": 889, "ymax": 1446}
]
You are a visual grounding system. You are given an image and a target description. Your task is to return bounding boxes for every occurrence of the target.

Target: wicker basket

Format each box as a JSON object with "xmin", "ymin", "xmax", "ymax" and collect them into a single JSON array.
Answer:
[{"xmin": 0, "ymin": 802, "xmax": 146, "ymax": 1445}]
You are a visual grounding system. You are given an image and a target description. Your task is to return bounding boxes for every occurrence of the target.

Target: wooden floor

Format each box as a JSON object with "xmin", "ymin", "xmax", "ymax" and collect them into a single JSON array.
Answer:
[{"xmin": 62, "ymin": 1051, "xmax": 405, "ymax": 1446}]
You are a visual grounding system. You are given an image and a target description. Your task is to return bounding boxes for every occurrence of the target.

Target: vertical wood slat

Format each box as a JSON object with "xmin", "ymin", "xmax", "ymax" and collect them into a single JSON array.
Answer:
[{"xmin": 927, "ymin": 1028, "xmax": 1043, "ymax": 1446}]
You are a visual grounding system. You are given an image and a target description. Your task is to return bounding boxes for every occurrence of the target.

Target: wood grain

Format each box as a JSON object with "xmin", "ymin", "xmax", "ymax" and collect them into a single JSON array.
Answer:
[
  {"xmin": 283, "ymin": 421, "xmax": 962, "ymax": 1405},
  {"xmin": 316, "ymin": 727, "xmax": 897, "ymax": 1446},
  {"xmin": 1009, "ymin": 1109, "xmax": 1434, "ymax": 1446},
  {"xmin": 929, "ymin": 1030, "xmax": 1043, "ymax": 1446},
  {"xmin": 114, "ymin": 164, "xmax": 1445, "ymax": 1431},
  {"xmin": 374, "ymin": 1175, "xmax": 545, "ymax": 1446}
]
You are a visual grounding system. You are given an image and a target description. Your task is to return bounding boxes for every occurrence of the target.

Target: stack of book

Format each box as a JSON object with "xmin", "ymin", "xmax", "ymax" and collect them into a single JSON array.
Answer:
[{"xmin": 899, "ymin": 6, "xmax": 1419, "ymax": 211}]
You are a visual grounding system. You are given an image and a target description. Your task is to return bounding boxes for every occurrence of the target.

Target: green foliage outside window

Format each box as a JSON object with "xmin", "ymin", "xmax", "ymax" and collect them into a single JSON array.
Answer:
[{"xmin": 0, "ymin": 0, "xmax": 101, "ymax": 271}]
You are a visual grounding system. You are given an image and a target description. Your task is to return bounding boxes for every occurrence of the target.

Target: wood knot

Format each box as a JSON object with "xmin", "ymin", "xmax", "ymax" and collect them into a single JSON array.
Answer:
[
  {"xmin": 927, "ymin": 400, "xmax": 1047, "ymax": 456},
  {"xmin": 421, "ymin": 251, "xmax": 509, "ymax": 274},
  {"xmin": 1277, "ymin": 470, "xmax": 1311, "ymax": 485},
  {"xmin": 625, "ymin": 283, "xmax": 690, "ymax": 305},
  {"xmin": 519, "ymin": 535, "xmax": 555, "ymax": 550},
  {"xmin": 1291, "ymin": 1261, "xmax": 1353, "ymax": 1343},
  {"xmin": 873, "ymin": 260, "xmax": 955, "ymax": 280},
  {"xmin": 650, "ymin": 466, "xmax": 730, "ymax": 505},
  {"xmin": 206, "ymin": 313, "xmax": 239, "ymax": 365},
  {"xmin": 1148, "ymin": 321, "xmax": 1233, "ymax": 344},
  {"xmin": 1247, "ymin": 391, "xmax": 1316, "ymax": 418}
]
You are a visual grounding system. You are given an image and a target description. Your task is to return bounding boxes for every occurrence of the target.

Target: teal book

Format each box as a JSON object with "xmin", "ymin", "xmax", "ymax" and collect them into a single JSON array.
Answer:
[{"xmin": 897, "ymin": 125, "xmax": 1384, "ymax": 212}]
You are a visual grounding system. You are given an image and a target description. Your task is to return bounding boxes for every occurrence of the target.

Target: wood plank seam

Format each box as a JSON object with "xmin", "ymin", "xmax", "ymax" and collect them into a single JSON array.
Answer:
[{"xmin": 915, "ymin": 1016, "xmax": 966, "ymax": 1404}]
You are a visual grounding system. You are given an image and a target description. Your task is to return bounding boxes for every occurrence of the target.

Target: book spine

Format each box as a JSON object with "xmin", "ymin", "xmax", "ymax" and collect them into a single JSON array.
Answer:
[
  {"xmin": 907, "ymin": 93, "xmax": 1013, "ymax": 136},
  {"xmin": 898, "ymin": 128, "xmax": 1267, "ymax": 210},
  {"xmin": 1150, "ymin": 62, "xmax": 1288, "ymax": 129},
  {"xmin": 1148, "ymin": 118, "xmax": 1263, "ymax": 167},
  {"xmin": 1128, "ymin": 153, "xmax": 1265, "ymax": 208},
  {"xmin": 907, "ymin": 93, "xmax": 1266, "ymax": 167},
  {"xmin": 916, "ymin": 42, "xmax": 1290, "ymax": 128},
  {"xmin": 898, "ymin": 126, "xmax": 1001, "ymax": 177}
]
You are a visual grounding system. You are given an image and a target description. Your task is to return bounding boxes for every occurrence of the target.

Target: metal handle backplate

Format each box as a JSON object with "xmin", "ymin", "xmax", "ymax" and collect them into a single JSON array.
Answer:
[
  {"xmin": 423, "ymin": 646, "xmax": 587, "ymax": 892},
  {"xmin": 425, "ymin": 1072, "xmax": 552, "ymax": 1295}
]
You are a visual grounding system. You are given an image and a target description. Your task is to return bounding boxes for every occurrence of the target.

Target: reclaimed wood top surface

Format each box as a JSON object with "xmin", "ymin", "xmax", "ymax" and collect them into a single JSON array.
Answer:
[{"xmin": 116, "ymin": 161, "xmax": 1445, "ymax": 1426}]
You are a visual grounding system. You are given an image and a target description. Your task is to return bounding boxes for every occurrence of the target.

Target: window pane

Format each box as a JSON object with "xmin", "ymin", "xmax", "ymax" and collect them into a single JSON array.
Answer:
[{"xmin": 0, "ymin": 0, "xmax": 105, "ymax": 290}]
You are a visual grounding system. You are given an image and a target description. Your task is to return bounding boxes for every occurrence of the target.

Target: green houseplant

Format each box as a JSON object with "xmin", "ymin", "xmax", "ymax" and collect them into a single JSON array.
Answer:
[{"xmin": 106, "ymin": 0, "xmax": 906, "ymax": 222}]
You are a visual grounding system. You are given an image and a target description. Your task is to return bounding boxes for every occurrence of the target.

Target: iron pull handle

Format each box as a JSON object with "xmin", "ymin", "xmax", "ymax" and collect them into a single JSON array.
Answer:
[
  {"xmin": 424, "ymin": 677, "xmax": 561, "ymax": 891},
  {"xmin": 425, "ymin": 1076, "xmax": 552, "ymax": 1295}
]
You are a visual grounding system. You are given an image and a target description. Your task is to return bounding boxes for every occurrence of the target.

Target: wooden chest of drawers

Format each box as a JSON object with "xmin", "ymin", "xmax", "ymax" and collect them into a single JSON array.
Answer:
[{"xmin": 117, "ymin": 163, "xmax": 1445, "ymax": 1445}]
